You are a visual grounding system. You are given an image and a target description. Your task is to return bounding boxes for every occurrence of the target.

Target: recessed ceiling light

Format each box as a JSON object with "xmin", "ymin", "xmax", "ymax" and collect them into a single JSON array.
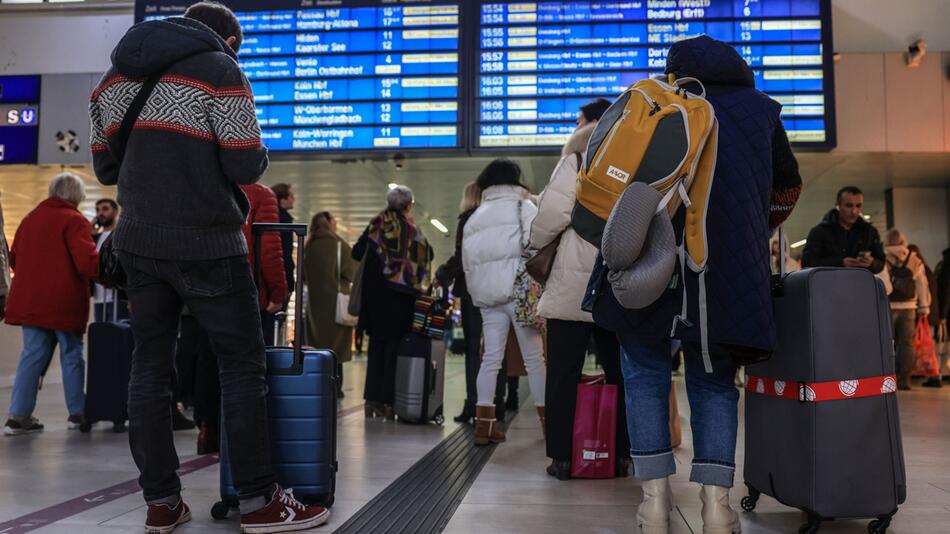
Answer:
[
  {"xmin": 388, "ymin": 183, "xmax": 398, "ymax": 190},
  {"xmin": 429, "ymin": 218, "xmax": 449, "ymax": 234},
  {"xmin": 791, "ymin": 239, "xmax": 807, "ymax": 249}
]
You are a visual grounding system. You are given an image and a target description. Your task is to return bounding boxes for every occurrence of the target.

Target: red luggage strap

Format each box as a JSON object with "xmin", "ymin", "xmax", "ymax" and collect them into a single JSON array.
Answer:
[{"xmin": 745, "ymin": 374, "xmax": 897, "ymax": 402}]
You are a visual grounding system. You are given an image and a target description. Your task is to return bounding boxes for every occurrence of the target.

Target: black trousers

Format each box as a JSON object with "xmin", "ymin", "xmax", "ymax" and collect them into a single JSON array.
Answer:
[
  {"xmin": 119, "ymin": 252, "xmax": 275, "ymax": 503},
  {"xmin": 544, "ymin": 319, "xmax": 629, "ymax": 462},
  {"xmin": 460, "ymin": 297, "xmax": 482, "ymax": 406},
  {"xmin": 364, "ymin": 336, "xmax": 400, "ymax": 405}
]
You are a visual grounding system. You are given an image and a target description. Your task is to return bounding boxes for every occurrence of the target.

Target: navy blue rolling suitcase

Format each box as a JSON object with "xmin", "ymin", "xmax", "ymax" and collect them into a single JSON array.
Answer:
[
  {"xmin": 212, "ymin": 223, "xmax": 338, "ymax": 520},
  {"xmin": 82, "ymin": 291, "xmax": 133, "ymax": 432}
]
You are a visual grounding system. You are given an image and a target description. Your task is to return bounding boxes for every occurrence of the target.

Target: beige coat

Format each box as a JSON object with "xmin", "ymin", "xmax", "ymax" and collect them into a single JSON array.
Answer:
[{"xmin": 529, "ymin": 123, "xmax": 597, "ymax": 322}]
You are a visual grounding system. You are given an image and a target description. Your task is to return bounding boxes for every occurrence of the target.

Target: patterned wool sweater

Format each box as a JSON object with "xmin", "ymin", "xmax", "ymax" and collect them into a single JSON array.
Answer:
[{"xmin": 90, "ymin": 17, "xmax": 267, "ymax": 261}]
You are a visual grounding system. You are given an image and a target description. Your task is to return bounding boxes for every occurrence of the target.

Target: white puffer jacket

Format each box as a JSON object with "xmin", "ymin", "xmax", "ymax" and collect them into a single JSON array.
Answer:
[
  {"xmin": 529, "ymin": 123, "xmax": 598, "ymax": 322},
  {"xmin": 463, "ymin": 185, "xmax": 538, "ymax": 309}
]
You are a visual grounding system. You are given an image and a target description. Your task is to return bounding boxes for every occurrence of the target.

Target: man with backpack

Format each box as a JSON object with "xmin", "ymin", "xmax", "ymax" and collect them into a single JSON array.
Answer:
[
  {"xmin": 89, "ymin": 2, "xmax": 327, "ymax": 532},
  {"xmin": 802, "ymin": 186, "xmax": 885, "ymax": 273},
  {"xmin": 885, "ymin": 230, "xmax": 931, "ymax": 390}
]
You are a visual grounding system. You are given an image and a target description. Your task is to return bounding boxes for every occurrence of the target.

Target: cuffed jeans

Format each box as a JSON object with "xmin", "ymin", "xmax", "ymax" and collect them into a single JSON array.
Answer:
[
  {"xmin": 619, "ymin": 335, "xmax": 738, "ymax": 488},
  {"xmin": 476, "ymin": 301, "xmax": 545, "ymax": 407},
  {"xmin": 119, "ymin": 252, "xmax": 275, "ymax": 503},
  {"xmin": 9, "ymin": 326, "xmax": 85, "ymax": 418}
]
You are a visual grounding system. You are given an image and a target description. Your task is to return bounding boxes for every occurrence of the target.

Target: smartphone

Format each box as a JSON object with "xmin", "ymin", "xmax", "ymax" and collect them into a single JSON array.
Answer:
[{"xmin": 859, "ymin": 251, "xmax": 872, "ymax": 258}]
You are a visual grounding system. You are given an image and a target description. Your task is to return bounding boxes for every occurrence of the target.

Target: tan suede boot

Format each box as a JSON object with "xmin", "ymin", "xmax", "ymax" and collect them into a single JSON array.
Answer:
[
  {"xmin": 637, "ymin": 477, "xmax": 672, "ymax": 534},
  {"xmin": 700, "ymin": 485, "xmax": 741, "ymax": 534},
  {"xmin": 536, "ymin": 406, "xmax": 546, "ymax": 439},
  {"xmin": 474, "ymin": 405, "xmax": 506, "ymax": 446}
]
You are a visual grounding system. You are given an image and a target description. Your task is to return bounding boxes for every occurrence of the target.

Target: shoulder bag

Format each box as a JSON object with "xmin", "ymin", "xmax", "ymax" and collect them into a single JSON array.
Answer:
[{"xmin": 334, "ymin": 240, "xmax": 359, "ymax": 327}]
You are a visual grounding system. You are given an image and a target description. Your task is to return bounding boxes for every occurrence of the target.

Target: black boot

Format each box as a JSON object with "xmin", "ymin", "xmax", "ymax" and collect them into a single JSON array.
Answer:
[
  {"xmin": 546, "ymin": 459, "xmax": 571, "ymax": 481},
  {"xmin": 922, "ymin": 377, "xmax": 943, "ymax": 388},
  {"xmin": 453, "ymin": 401, "xmax": 475, "ymax": 424},
  {"xmin": 616, "ymin": 458, "xmax": 632, "ymax": 478},
  {"xmin": 172, "ymin": 403, "xmax": 196, "ymax": 431},
  {"xmin": 505, "ymin": 377, "xmax": 520, "ymax": 412}
]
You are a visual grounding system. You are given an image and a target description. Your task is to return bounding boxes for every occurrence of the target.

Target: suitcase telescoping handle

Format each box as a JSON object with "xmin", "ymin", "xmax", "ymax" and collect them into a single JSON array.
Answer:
[{"xmin": 253, "ymin": 222, "xmax": 307, "ymax": 376}]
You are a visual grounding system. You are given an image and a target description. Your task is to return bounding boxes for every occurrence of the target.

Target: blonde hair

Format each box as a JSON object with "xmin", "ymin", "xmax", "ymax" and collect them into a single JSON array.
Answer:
[{"xmin": 460, "ymin": 181, "xmax": 481, "ymax": 212}]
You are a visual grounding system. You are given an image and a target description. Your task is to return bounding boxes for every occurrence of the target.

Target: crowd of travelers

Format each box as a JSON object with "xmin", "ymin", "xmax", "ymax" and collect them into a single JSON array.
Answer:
[{"xmin": 0, "ymin": 3, "xmax": 947, "ymax": 534}]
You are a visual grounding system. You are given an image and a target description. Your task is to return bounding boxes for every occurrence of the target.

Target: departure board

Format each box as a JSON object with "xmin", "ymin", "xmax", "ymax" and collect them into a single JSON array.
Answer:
[
  {"xmin": 475, "ymin": 0, "xmax": 834, "ymax": 149},
  {"xmin": 136, "ymin": 0, "xmax": 835, "ymax": 153},
  {"xmin": 137, "ymin": 0, "xmax": 463, "ymax": 152}
]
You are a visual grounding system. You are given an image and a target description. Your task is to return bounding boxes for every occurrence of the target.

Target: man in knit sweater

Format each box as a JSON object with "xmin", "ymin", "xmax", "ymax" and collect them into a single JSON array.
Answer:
[{"xmin": 89, "ymin": 3, "xmax": 327, "ymax": 533}]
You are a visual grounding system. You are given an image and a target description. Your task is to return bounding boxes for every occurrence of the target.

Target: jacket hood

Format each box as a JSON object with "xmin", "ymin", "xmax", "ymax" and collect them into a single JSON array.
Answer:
[
  {"xmin": 41, "ymin": 197, "xmax": 79, "ymax": 211},
  {"xmin": 665, "ymin": 35, "xmax": 755, "ymax": 88},
  {"xmin": 482, "ymin": 184, "xmax": 530, "ymax": 203},
  {"xmin": 112, "ymin": 17, "xmax": 235, "ymax": 77},
  {"xmin": 562, "ymin": 122, "xmax": 596, "ymax": 157}
]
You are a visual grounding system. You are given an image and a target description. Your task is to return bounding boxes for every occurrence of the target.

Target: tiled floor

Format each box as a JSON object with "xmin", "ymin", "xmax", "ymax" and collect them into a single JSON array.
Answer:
[{"xmin": 1, "ymin": 356, "xmax": 948, "ymax": 533}]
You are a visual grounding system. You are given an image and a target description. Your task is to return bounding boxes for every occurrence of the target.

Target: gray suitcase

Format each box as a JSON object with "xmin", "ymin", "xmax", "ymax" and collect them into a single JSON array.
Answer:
[
  {"xmin": 394, "ymin": 333, "xmax": 446, "ymax": 425},
  {"xmin": 742, "ymin": 267, "xmax": 906, "ymax": 534}
]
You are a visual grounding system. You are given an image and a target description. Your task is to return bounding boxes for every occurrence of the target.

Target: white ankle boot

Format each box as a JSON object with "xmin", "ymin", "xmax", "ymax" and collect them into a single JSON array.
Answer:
[
  {"xmin": 700, "ymin": 485, "xmax": 741, "ymax": 534},
  {"xmin": 637, "ymin": 477, "xmax": 672, "ymax": 533}
]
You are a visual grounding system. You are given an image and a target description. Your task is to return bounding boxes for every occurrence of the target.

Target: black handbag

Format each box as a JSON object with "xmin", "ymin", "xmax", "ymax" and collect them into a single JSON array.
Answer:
[{"xmin": 96, "ymin": 72, "xmax": 164, "ymax": 289}]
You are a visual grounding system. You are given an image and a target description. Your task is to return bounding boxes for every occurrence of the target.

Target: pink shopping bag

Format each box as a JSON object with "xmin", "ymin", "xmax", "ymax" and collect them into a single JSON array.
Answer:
[{"xmin": 571, "ymin": 374, "xmax": 618, "ymax": 479}]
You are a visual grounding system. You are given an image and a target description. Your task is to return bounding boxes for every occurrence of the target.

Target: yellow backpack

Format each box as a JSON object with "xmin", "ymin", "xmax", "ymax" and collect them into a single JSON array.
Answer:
[{"xmin": 572, "ymin": 76, "xmax": 719, "ymax": 270}]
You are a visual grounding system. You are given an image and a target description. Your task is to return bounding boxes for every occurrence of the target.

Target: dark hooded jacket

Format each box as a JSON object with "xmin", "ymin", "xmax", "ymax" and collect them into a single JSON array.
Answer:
[
  {"xmin": 801, "ymin": 209, "xmax": 885, "ymax": 273},
  {"xmin": 586, "ymin": 36, "xmax": 802, "ymax": 357},
  {"xmin": 90, "ymin": 17, "xmax": 267, "ymax": 261}
]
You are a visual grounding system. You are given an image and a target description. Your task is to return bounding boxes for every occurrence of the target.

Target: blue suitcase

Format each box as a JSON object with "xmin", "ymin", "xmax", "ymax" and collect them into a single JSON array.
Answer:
[{"xmin": 212, "ymin": 223, "xmax": 338, "ymax": 520}]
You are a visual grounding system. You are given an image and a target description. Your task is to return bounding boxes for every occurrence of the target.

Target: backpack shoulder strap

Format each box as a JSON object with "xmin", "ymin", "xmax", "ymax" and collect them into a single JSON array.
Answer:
[{"xmin": 109, "ymin": 73, "xmax": 162, "ymax": 165}]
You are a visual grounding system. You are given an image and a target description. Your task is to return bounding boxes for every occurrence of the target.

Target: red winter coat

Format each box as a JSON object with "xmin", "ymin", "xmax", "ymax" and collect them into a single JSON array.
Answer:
[
  {"xmin": 240, "ymin": 184, "xmax": 289, "ymax": 309},
  {"xmin": 5, "ymin": 197, "xmax": 100, "ymax": 334}
]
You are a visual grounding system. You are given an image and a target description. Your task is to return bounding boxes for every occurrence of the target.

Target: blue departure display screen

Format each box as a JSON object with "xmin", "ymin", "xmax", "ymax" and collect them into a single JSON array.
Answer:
[
  {"xmin": 138, "ymin": 1, "xmax": 462, "ymax": 152},
  {"xmin": 136, "ymin": 0, "xmax": 834, "ymax": 153},
  {"xmin": 475, "ymin": 0, "xmax": 834, "ymax": 149},
  {"xmin": 0, "ymin": 75, "xmax": 41, "ymax": 165}
]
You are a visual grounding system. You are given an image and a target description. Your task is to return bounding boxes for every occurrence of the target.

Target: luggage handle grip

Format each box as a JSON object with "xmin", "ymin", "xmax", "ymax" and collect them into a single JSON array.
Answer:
[{"xmin": 253, "ymin": 223, "xmax": 308, "ymax": 375}]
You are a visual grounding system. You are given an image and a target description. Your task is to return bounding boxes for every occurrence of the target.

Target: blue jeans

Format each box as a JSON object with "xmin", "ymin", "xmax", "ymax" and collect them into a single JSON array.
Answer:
[
  {"xmin": 9, "ymin": 326, "xmax": 85, "ymax": 418},
  {"xmin": 619, "ymin": 335, "xmax": 738, "ymax": 487}
]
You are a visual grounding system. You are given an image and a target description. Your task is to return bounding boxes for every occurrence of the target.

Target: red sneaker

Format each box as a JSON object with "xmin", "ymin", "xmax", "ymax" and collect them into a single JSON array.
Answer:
[
  {"xmin": 145, "ymin": 499, "xmax": 190, "ymax": 534},
  {"xmin": 240, "ymin": 485, "xmax": 330, "ymax": 533}
]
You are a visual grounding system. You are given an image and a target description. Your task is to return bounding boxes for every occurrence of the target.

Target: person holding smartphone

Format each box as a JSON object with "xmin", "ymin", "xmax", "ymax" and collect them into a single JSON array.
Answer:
[{"xmin": 802, "ymin": 186, "xmax": 886, "ymax": 273}]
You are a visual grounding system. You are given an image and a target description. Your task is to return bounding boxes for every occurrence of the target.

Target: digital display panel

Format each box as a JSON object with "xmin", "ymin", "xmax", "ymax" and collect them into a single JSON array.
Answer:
[
  {"xmin": 137, "ymin": 0, "xmax": 463, "ymax": 152},
  {"xmin": 135, "ymin": 0, "xmax": 835, "ymax": 153},
  {"xmin": 475, "ymin": 0, "xmax": 835, "ymax": 149},
  {"xmin": 0, "ymin": 75, "xmax": 41, "ymax": 165}
]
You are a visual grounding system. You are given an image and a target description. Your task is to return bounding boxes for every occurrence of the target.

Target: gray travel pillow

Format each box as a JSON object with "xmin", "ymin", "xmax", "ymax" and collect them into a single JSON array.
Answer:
[
  {"xmin": 601, "ymin": 182, "xmax": 664, "ymax": 271},
  {"xmin": 606, "ymin": 213, "xmax": 678, "ymax": 310}
]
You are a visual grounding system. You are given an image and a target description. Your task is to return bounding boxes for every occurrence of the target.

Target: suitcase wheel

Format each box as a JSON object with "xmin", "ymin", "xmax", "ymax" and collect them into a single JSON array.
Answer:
[
  {"xmin": 211, "ymin": 501, "xmax": 231, "ymax": 520},
  {"xmin": 740, "ymin": 494, "xmax": 758, "ymax": 512},
  {"xmin": 868, "ymin": 516, "xmax": 892, "ymax": 534},
  {"xmin": 433, "ymin": 414, "xmax": 445, "ymax": 425},
  {"xmin": 798, "ymin": 512, "xmax": 821, "ymax": 534}
]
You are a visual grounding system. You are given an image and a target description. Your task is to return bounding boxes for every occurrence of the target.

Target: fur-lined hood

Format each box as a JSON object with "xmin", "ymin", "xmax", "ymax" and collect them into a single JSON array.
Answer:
[{"xmin": 562, "ymin": 122, "xmax": 596, "ymax": 158}]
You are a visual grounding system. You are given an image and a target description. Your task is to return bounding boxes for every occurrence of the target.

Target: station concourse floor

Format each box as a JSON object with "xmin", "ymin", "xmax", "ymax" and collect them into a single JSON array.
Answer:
[{"xmin": 1, "ymin": 355, "xmax": 948, "ymax": 533}]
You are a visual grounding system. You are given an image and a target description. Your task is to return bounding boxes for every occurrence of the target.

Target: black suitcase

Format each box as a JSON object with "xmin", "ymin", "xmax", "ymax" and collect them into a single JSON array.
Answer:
[
  {"xmin": 82, "ymin": 292, "xmax": 133, "ymax": 431},
  {"xmin": 394, "ymin": 333, "xmax": 446, "ymax": 425},
  {"xmin": 742, "ymin": 266, "xmax": 906, "ymax": 533}
]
